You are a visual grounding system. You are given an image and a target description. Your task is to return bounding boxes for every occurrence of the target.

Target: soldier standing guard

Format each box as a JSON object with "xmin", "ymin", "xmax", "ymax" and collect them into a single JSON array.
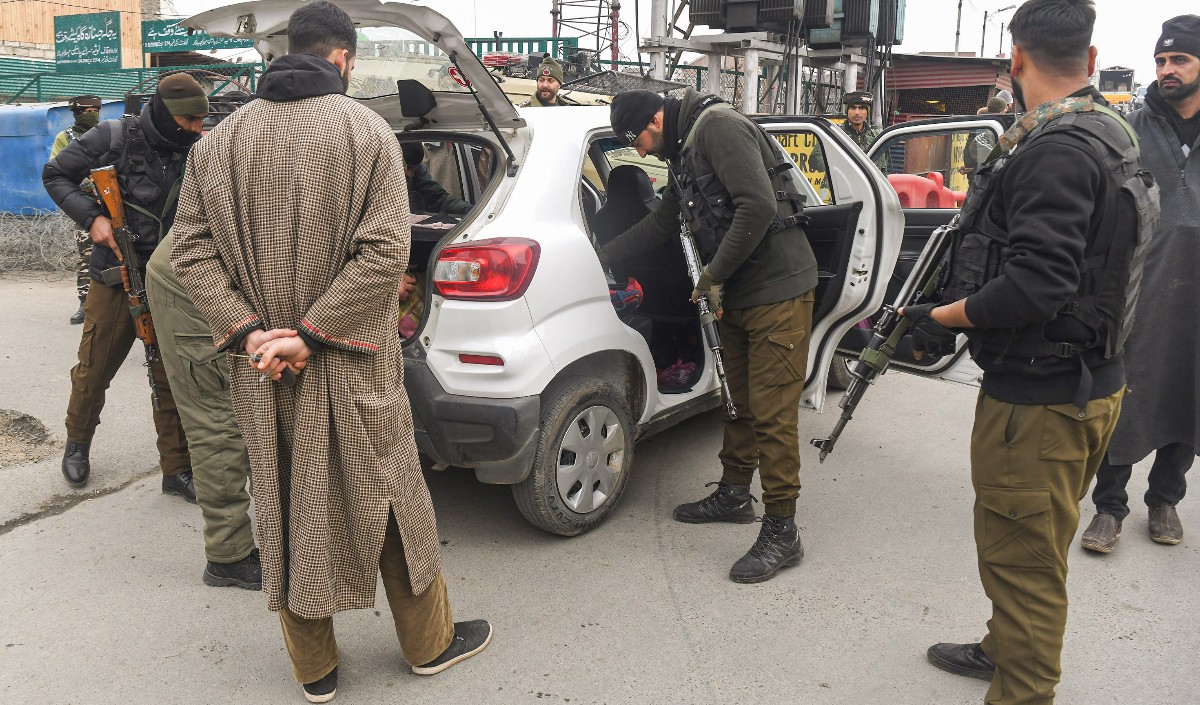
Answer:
[
  {"xmin": 49, "ymin": 95, "xmax": 102, "ymax": 325},
  {"xmin": 520, "ymin": 55, "xmax": 570, "ymax": 107}
]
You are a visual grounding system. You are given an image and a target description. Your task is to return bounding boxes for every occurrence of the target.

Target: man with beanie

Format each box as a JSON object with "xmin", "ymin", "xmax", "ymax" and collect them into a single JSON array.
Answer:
[
  {"xmin": 601, "ymin": 87, "xmax": 817, "ymax": 584},
  {"xmin": 520, "ymin": 54, "xmax": 570, "ymax": 107},
  {"xmin": 50, "ymin": 95, "xmax": 102, "ymax": 325},
  {"xmin": 171, "ymin": 2, "xmax": 491, "ymax": 700},
  {"xmin": 1081, "ymin": 14, "xmax": 1200, "ymax": 554},
  {"xmin": 912, "ymin": 2, "xmax": 1157, "ymax": 703},
  {"xmin": 43, "ymin": 73, "xmax": 208, "ymax": 501}
]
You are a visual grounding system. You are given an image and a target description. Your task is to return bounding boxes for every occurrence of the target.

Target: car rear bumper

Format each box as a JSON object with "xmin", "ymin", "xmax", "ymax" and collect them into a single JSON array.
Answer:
[{"xmin": 403, "ymin": 355, "xmax": 541, "ymax": 484}]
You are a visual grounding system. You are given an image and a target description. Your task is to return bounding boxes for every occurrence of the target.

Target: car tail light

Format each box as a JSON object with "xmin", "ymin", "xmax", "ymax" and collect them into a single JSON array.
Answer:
[{"xmin": 433, "ymin": 238, "xmax": 540, "ymax": 301}]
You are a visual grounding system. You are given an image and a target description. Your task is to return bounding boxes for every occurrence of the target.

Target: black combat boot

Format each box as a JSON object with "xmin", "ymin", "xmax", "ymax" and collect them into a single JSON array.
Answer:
[
  {"xmin": 69, "ymin": 301, "xmax": 85, "ymax": 325},
  {"xmin": 162, "ymin": 470, "xmax": 197, "ymax": 503},
  {"xmin": 203, "ymin": 548, "xmax": 262, "ymax": 590},
  {"xmin": 61, "ymin": 441, "xmax": 90, "ymax": 486},
  {"xmin": 729, "ymin": 514, "xmax": 804, "ymax": 583},
  {"xmin": 673, "ymin": 481, "xmax": 757, "ymax": 524},
  {"xmin": 927, "ymin": 642, "xmax": 996, "ymax": 681}
]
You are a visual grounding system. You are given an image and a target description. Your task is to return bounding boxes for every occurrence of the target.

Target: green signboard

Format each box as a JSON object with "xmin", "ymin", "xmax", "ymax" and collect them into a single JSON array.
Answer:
[
  {"xmin": 54, "ymin": 12, "xmax": 122, "ymax": 74},
  {"xmin": 142, "ymin": 20, "xmax": 254, "ymax": 53}
]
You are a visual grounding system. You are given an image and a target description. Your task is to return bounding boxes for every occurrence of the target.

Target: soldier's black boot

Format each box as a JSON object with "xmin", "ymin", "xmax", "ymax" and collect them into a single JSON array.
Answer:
[
  {"xmin": 162, "ymin": 470, "xmax": 197, "ymax": 504},
  {"xmin": 673, "ymin": 481, "xmax": 757, "ymax": 524},
  {"xmin": 69, "ymin": 301, "xmax": 85, "ymax": 325},
  {"xmin": 61, "ymin": 441, "xmax": 90, "ymax": 487},
  {"xmin": 729, "ymin": 514, "xmax": 804, "ymax": 583},
  {"xmin": 203, "ymin": 548, "xmax": 262, "ymax": 590}
]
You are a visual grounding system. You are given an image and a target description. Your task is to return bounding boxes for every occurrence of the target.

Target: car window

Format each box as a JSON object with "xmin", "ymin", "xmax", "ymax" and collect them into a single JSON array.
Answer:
[
  {"xmin": 594, "ymin": 137, "xmax": 670, "ymax": 194},
  {"xmin": 871, "ymin": 128, "xmax": 993, "ymax": 209},
  {"xmin": 354, "ymin": 26, "xmax": 476, "ymax": 99},
  {"xmin": 772, "ymin": 130, "xmax": 834, "ymax": 205}
]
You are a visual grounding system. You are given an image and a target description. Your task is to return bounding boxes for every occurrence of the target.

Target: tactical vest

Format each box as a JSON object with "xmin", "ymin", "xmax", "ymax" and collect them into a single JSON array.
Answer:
[
  {"xmin": 112, "ymin": 115, "xmax": 187, "ymax": 245},
  {"xmin": 670, "ymin": 99, "xmax": 808, "ymax": 259},
  {"xmin": 938, "ymin": 99, "xmax": 1159, "ymax": 372}
]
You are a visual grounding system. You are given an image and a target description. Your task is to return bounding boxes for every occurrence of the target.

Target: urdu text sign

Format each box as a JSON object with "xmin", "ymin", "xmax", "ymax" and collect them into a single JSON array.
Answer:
[
  {"xmin": 54, "ymin": 12, "xmax": 122, "ymax": 74},
  {"xmin": 141, "ymin": 20, "xmax": 254, "ymax": 53}
]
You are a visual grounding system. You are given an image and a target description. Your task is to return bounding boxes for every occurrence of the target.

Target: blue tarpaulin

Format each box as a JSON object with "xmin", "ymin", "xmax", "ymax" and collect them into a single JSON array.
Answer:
[{"xmin": 0, "ymin": 101, "xmax": 122, "ymax": 214}]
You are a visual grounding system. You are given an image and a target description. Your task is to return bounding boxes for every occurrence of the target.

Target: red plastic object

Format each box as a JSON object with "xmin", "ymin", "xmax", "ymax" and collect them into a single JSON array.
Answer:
[{"xmin": 886, "ymin": 173, "xmax": 965, "ymax": 209}]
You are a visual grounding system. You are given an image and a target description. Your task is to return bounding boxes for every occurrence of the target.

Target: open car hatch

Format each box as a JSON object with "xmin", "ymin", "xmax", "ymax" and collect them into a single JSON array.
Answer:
[{"xmin": 180, "ymin": 0, "xmax": 525, "ymax": 133}]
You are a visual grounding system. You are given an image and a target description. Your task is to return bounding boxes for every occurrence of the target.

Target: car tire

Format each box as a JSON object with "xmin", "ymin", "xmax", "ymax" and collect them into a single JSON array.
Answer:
[
  {"xmin": 512, "ymin": 379, "xmax": 635, "ymax": 536},
  {"xmin": 828, "ymin": 354, "xmax": 855, "ymax": 390}
]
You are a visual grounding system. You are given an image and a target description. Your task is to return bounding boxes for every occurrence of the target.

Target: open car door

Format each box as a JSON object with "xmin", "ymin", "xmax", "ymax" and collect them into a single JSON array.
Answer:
[
  {"xmin": 756, "ymin": 117, "xmax": 903, "ymax": 412},
  {"xmin": 840, "ymin": 114, "xmax": 1013, "ymax": 386}
]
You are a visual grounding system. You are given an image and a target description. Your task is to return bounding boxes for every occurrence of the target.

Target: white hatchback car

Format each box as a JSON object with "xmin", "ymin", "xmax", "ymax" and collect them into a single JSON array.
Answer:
[{"xmin": 187, "ymin": 0, "xmax": 1005, "ymax": 536}]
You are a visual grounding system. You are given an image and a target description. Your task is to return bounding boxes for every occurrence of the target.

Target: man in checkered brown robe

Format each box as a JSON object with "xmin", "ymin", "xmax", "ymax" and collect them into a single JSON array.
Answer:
[{"xmin": 171, "ymin": 2, "xmax": 491, "ymax": 698}]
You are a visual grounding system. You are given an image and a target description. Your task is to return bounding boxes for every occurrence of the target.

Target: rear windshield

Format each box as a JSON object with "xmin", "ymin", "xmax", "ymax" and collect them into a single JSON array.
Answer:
[{"xmin": 352, "ymin": 26, "xmax": 474, "ymax": 99}]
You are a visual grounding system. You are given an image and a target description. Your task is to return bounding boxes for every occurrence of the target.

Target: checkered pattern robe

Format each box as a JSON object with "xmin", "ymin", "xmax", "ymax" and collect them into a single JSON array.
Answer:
[{"xmin": 170, "ymin": 93, "xmax": 442, "ymax": 619}]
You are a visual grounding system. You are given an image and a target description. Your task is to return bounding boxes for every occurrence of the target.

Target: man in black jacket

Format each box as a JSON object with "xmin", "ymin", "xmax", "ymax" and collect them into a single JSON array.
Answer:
[
  {"xmin": 903, "ymin": 2, "xmax": 1156, "ymax": 703},
  {"xmin": 43, "ymin": 74, "xmax": 208, "ymax": 499},
  {"xmin": 1081, "ymin": 14, "xmax": 1200, "ymax": 553},
  {"xmin": 602, "ymin": 87, "xmax": 817, "ymax": 584}
]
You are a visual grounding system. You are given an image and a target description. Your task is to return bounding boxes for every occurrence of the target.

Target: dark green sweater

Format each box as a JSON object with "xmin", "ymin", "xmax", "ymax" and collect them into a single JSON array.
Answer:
[{"xmin": 604, "ymin": 89, "xmax": 818, "ymax": 310}]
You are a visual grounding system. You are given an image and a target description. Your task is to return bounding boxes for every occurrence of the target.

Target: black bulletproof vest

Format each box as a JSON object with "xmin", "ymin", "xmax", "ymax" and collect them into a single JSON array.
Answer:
[
  {"xmin": 938, "ymin": 108, "xmax": 1159, "ymax": 366},
  {"xmin": 670, "ymin": 101, "xmax": 807, "ymax": 259}
]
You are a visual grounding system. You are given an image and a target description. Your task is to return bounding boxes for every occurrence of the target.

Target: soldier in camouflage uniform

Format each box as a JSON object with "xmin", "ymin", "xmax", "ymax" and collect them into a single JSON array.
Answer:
[
  {"xmin": 49, "ymin": 95, "xmax": 102, "ymax": 325},
  {"xmin": 519, "ymin": 55, "xmax": 570, "ymax": 107},
  {"xmin": 839, "ymin": 91, "xmax": 889, "ymax": 171}
]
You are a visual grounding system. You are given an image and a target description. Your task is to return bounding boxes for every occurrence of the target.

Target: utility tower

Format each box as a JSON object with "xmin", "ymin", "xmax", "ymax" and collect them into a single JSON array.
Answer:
[{"xmin": 551, "ymin": 0, "xmax": 626, "ymax": 67}]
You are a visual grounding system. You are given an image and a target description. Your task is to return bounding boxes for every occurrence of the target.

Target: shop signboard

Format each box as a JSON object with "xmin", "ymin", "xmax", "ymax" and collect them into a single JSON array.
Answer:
[
  {"xmin": 54, "ymin": 11, "xmax": 122, "ymax": 73},
  {"xmin": 141, "ymin": 20, "xmax": 254, "ymax": 53}
]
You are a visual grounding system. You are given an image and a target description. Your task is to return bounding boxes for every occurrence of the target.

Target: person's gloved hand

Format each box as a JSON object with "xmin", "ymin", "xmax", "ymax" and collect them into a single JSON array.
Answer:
[
  {"xmin": 901, "ymin": 302, "xmax": 957, "ymax": 360},
  {"xmin": 691, "ymin": 267, "xmax": 724, "ymax": 309}
]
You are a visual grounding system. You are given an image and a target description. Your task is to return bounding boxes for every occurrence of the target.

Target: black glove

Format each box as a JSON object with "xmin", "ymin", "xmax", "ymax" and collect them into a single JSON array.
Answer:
[{"xmin": 902, "ymin": 303, "xmax": 957, "ymax": 360}]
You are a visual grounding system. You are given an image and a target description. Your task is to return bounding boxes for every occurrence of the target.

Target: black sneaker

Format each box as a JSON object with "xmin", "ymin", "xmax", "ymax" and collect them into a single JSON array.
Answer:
[
  {"xmin": 673, "ymin": 481, "xmax": 757, "ymax": 524},
  {"xmin": 69, "ymin": 302, "xmax": 85, "ymax": 325},
  {"xmin": 302, "ymin": 666, "xmax": 336, "ymax": 703},
  {"xmin": 411, "ymin": 620, "xmax": 492, "ymax": 675},
  {"xmin": 203, "ymin": 548, "xmax": 262, "ymax": 590},
  {"xmin": 729, "ymin": 514, "xmax": 804, "ymax": 583},
  {"xmin": 927, "ymin": 642, "xmax": 996, "ymax": 681},
  {"xmin": 162, "ymin": 470, "xmax": 197, "ymax": 503}
]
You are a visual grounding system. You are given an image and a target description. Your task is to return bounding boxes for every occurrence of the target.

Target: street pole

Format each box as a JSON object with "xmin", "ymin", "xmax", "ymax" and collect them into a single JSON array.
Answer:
[
  {"xmin": 648, "ymin": 0, "xmax": 667, "ymax": 79},
  {"xmin": 999, "ymin": 22, "xmax": 1005, "ymax": 57},
  {"xmin": 954, "ymin": 0, "xmax": 963, "ymax": 56},
  {"xmin": 981, "ymin": 10, "xmax": 989, "ymax": 58}
]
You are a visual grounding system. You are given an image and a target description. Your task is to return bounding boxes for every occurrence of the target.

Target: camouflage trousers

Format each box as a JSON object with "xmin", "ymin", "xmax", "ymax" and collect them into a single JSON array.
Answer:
[{"xmin": 73, "ymin": 229, "xmax": 93, "ymax": 302}]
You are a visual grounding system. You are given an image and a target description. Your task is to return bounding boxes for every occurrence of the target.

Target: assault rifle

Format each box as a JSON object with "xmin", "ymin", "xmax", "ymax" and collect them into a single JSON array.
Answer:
[
  {"xmin": 810, "ymin": 219, "xmax": 956, "ymax": 462},
  {"xmin": 91, "ymin": 165, "xmax": 162, "ymax": 409},
  {"xmin": 677, "ymin": 216, "xmax": 737, "ymax": 420},
  {"xmin": 665, "ymin": 162, "xmax": 736, "ymax": 418}
]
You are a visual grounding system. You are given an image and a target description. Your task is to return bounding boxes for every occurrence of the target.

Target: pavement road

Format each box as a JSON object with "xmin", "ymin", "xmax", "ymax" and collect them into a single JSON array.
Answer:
[{"xmin": 1, "ymin": 273, "xmax": 1196, "ymax": 704}]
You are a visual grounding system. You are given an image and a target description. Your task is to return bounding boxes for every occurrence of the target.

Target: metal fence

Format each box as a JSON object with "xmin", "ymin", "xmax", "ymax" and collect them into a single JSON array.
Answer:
[{"xmin": 1, "ymin": 62, "xmax": 263, "ymax": 104}]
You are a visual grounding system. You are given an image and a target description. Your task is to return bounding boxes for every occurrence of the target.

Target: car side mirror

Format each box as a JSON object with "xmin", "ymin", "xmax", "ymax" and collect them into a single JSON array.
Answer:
[{"xmin": 397, "ymin": 79, "xmax": 436, "ymax": 119}]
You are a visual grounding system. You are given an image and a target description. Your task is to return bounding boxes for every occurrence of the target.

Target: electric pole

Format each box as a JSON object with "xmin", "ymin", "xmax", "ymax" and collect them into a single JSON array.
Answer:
[{"xmin": 954, "ymin": 0, "xmax": 963, "ymax": 56}]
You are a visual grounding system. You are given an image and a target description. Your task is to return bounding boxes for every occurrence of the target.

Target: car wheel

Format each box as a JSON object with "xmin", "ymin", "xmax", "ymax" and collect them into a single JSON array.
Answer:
[
  {"xmin": 512, "ymin": 380, "xmax": 635, "ymax": 536},
  {"xmin": 828, "ymin": 354, "xmax": 855, "ymax": 390}
]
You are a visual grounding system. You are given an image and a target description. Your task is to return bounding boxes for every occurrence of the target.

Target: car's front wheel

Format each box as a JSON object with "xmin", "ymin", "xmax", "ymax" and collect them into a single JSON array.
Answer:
[
  {"xmin": 512, "ymin": 380, "xmax": 635, "ymax": 536},
  {"xmin": 828, "ymin": 353, "xmax": 856, "ymax": 390}
]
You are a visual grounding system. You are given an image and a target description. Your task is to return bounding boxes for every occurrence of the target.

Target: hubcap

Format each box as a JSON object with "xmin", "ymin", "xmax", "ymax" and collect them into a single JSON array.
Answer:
[{"xmin": 555, "ymin": 405, "xmax": 625, "ymax": 514}]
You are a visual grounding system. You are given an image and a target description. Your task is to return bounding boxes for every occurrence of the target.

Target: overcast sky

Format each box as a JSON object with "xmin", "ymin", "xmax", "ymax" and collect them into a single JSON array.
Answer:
[{"xmin": 172, "ymin": 0, "xmax": 1195, "ymax": 88}]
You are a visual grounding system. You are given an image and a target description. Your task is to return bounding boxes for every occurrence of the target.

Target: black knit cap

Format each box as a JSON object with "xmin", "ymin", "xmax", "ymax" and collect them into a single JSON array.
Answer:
[
  {"xmin": 1156, "ymin": 15, "xmax": 1200, "ymax": 59},
  {"xmin": 610, "ymin": 90, "xmax": 665, "ymax": 146},
  {"xmin": 68, "ymin": 95, "xmax": 101, "ymax": 112}
]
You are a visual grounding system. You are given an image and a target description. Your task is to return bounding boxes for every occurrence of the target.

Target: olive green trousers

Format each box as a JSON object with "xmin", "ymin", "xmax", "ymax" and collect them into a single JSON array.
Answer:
[
  {"xmin": 718, "ymin": 291, "xmax": 814, "ymax": 517},
  {"xmin": 278, "ymin": 512, "xmax": 454, "ymax": 684},
  {"xmin": 970, "ymin": 389, "xmax": 1123, "ymax": 705},
  {"xmin": 146, "ymin": 267, "xmax": 255, "ymax": 563}
]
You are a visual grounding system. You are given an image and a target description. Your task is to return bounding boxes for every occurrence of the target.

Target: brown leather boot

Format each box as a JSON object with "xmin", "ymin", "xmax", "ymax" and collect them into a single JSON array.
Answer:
[{"xmin": 1148, "ymin": 505, "xmax": 1183, "ymax": 545}]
